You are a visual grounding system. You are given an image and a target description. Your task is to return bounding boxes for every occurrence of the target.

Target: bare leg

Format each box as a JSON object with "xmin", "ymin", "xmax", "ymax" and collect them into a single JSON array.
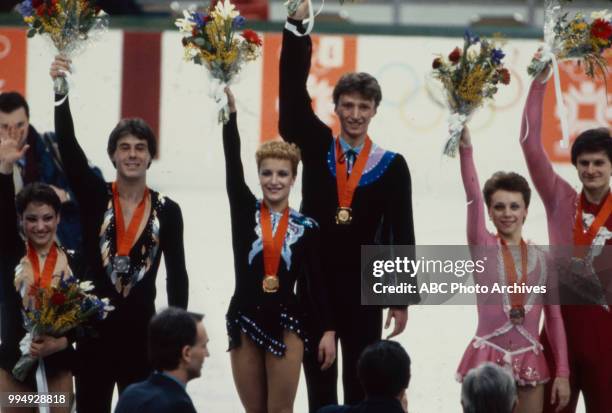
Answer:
[
  {"xmin": 230, "ymin": 333, "xmax": 267, "ymax": 413},
  {"xmin": 517, "ymin": 384, "xmax": 544, "ymax": 413},
  {"xmin": 265, "ymin": 331, "xmax": 304, "ymax": 413},
  {"xmin": 0, "ymin": 368, "xmax": 35, "ymax": 413},
  {"xmin": 47, "ymin": 370, "xmax": 73, "ymax": 413}
]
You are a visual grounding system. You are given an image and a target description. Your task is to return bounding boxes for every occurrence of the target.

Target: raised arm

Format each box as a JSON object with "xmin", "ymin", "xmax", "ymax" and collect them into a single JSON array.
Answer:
[
  {"xmin": 222, "ymin": 90, "xmax": 256, "ymax": 210},
  {"xmin": 459, "ymin": 130, "xmax": 490, "ymax": 245},
  {"xmin": 51, "ymin": 57, "xmax": 107, "ymax": 211},
  {"xmin": 160, "ymin": 199, "xmax": 189, "ymax": 309},
  {"xmin": 279, "ymin": 11, "xmax": 332, "ymax": 160},
  {"xmin": 520, "ymin": 78, "xmax": 575, "ymax": 209},
  {"xmin": 0, "ymin": 128, "xmax": 27, "ymax": 257}
]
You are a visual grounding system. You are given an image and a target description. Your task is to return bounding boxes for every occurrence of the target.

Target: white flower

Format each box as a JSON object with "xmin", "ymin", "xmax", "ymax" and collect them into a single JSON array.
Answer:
[
  {"xmin": 101, "ymin": 298, "xmax": 115, "ymax": 313},
  {"xmin": 175, "ymin": 10, "xmax": 196, "ymax": 33},
  {"xmin": 79, "ymin": 281, "xmax": 95, "ymax": 292},
  {"xmin": 215, "ymin": 0, "xmax": 239, "ymax": 19},
  {"xmin": 591, "ymin": 9, "xmax": 612, "ymax": 21}
]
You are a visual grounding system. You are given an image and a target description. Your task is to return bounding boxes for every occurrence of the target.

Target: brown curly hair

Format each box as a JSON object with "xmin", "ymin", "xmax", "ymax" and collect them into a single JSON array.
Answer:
[
  {"xmin": 483, "ymin": 171, "xmax": 531, "ymax": 208},
  {"xmin": 255, "ymin": 140, "xmax": 302, "ymax": 176}
]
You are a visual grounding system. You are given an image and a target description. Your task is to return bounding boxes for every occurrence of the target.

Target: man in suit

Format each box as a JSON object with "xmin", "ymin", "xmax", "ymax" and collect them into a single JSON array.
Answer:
[
  {"xmin": 318, "ymin": 340, "xmax": 410, "ymax": 413},
  {"xmin": 115, "ymin": 307, "xmax": 209, "ymax": 413}
]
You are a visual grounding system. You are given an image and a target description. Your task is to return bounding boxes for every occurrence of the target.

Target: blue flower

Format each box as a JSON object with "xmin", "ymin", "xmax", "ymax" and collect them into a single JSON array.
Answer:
[
  {"xmin": 192, "ymin": 12, "xmax": 208, "ymax": 29},
  {"xmin": 16, "ymin": 0, "xmax": 34, "ymax": 17},
  {"xmin": 233, "ymin": 15, "xmax": 246, "ymax": 30},
  {"xmin": 464, "ymin": 29, "xmax": 479, "ymax": 45},
  {"xmin": 491, "ymin": 48, "xmax": 505, "ymax": 65}
]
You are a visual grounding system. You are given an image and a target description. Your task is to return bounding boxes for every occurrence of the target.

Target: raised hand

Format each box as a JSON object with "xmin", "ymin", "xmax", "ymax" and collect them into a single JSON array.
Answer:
[
  {"xmin": 224, "ymin": 87, "xmax": 237, "ymax": 114},
  {"xmin": 0, "ymin": 126, "xmax": 29, "ymax": 173},
  {"xmin": 459, "ymin": 126, "xmax": 472, "ymax": 148},
  {"xmin": 289, "ymin": 0, "xmax": 309, "ymax": 21},
  {"xmin": 49, "ymin": 54, "xmax": 72, "ymax": 81}
]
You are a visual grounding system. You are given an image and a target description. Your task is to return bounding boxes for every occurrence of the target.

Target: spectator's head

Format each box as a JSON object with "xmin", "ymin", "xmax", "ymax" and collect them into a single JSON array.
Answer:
[
  {"xmin": 0, "ymin": 92, "xmax": 30, "ymax": 143},
  {"xmin": 461, "ymin": 363, "xmax": 518, "ymax": 413},
  {"xmin": 15, "ymin": 183, "xmax": 61, "ymax": 251},
  {"xmin": 255, "ymin": 140, "xmax": 301, "ymax": 207},
  {"xmin": 333, "ymin": 72, "xmax": 381, "ymax": 141},
  {"xmin": 107, "ymin": 119, "xmax": 157, "ymax": 178},
  {"xmin": 148, "ymin": 307, "xmax": 209, "ymax": 383},
  {"xmin": 357, "ymin": 340, "xmax": 411, "ymax": 400},
  {"xmin": 570, "ymin": 128, "xmax": 612, "ymax": 193},
  {"xmin": 482, "ymin": 171, "xmax": 531, "ymax": 238}
]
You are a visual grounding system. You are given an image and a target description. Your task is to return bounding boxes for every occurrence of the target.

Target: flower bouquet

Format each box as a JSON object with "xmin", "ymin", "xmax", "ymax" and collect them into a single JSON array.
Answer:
[
  {"xmin": 526, "ymin": 0, "xmax": 612, "ymax": 148},
  {"xmin": 12, "ymin": 274, "xmax": 113, "ymax": 382},
  {"xmin": 528, "ymin": 8, "xmax": 612, "ymax": 80},
  {"xmin": 432, "ymin": 30, "xmax": 510, "ymax": 157},
  {"xmin": 16, "ymin": 0, "xmax": 108, "ymax": 95},
  {"xmin": 176, "ymin": 0, "xmax": 263, "ymax": 124}
]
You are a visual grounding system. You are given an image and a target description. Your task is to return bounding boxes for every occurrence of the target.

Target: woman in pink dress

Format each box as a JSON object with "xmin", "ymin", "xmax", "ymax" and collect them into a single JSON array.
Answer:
[{"xmin": 456, "ymin": 127, "xmax": 571, "ymax": 413}]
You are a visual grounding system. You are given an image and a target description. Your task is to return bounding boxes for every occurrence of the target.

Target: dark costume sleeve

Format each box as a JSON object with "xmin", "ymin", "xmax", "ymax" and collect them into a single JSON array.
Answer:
[
  {"xmin": 303, "ymin": 225, "xmax": 335, "ymax": 332},
  {"xmin": 279, "ymin": 19, "xmax": 332, "ymax": 162},
  {"xmin": 54, "ymin": 95, "xmax": 108, "ymax": 212},
  {"xmin": 222, "ymin": 112, "xmax": 256, "ymax": 209},
  {"xmin": 0, "ymin": 172, "xmax": 23, "ymax": 259},
  {"xmin": 384, "ymin": 155, "xmax": 419, "ymax": 306},
  {"xmin": 160, "ymin": 199, "xmax": 189, "ymax": 309}
]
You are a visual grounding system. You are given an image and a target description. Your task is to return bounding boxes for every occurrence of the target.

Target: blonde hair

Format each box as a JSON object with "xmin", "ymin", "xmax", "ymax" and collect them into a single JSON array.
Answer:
[{"xmin": 255, "ymin": 140, "xmax": 301, "ymax": 176}]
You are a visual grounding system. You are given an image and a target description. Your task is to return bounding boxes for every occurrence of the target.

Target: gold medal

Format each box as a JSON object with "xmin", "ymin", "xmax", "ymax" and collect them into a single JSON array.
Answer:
[
  {"xmin": 335, "ymin": 207, "xmax": 352, "ymax": 225},
  {"xmin": 263, "ymin": 275, "xmax": 279, "ymax": 293},
  {"xmin": 509, "ymin": 307, "xmax": 525, "ymax": 325}
]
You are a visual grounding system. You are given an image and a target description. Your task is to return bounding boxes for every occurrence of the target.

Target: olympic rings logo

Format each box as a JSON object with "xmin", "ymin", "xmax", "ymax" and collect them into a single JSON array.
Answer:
[{"xmin": 374, "ymin": 52, "xmax": 525, "ymax": 133}]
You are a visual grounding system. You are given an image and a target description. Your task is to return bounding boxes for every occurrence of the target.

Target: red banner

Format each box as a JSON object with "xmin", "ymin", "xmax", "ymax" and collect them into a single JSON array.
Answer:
[
  {"xmin": 0, "ymin": 28, "xmax": 27, "ymax": 96},
  {"xmin": 542, "ymin": 54, "xmax": 612, "ymax": 163}
]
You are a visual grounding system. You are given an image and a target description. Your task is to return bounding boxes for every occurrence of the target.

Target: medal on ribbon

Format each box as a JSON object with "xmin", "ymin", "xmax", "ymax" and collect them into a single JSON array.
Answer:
[
  {"xmin": 500, "ymin": 238, "xmax": 528, "ymax": 325},
  {"xmin": 260, "ymin": 202, "xmax": 290, "ymax": 293},
  {"xmin": 112, "ymin": 182, "xmax": 149, "ymax": 288},
  {"xmin": 335, "ymin": 137, "xmax": 372, "ymax": 225},
  {"xmin": 26, "ymin": 242, "xmax": 58, "ymax": 289}
]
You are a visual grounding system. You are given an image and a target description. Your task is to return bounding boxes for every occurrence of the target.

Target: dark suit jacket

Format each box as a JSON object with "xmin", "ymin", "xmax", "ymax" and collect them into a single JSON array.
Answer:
[
  {"xmin": 114, "ymin": 373, "xmax": 197, "ymax": 413},
  {"xmin": 318, "ymin": 398, "xmax": 405, "ymax": 413}
]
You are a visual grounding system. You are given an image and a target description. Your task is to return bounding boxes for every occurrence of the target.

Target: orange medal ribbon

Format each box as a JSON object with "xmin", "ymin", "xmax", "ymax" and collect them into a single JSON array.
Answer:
[
  {"xmin": 335, "ymin": 137, "xmax": 372, "ymax": 225},
  {"xmin": 500, "ymin": 238, "xmax": 528, "ymax": 320},
  {"xmin": 112, "ymin": 182, "xmax": 149, "ymax": 257},
  {"xmin": 260, "ymin": 202, "xmax": 290, "ymax": 293},
  {"xmin": 27, "ymin": 242, "xmax": 58, "ymax": 289},
  {"xmin": 573, "ymin": 191, "xmax": 612, "ymax": 247}
]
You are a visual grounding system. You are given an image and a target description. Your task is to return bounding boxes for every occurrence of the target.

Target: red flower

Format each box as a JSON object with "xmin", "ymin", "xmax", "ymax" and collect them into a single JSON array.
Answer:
[
  {"xmin": 432, "ymin": 57, "xmax": 442, "ymax": 69},
  {"xmin": 241, "ymin": 29, "xmax": 262, "ymax": 46},
  {"xmin": 191, "ymin": 27, "xmax": 198, "ymax": 36},
  {"xmin": 448, "ymin": 47, "xmax": 462, "ymax": 64},
  {"xmin": 35, "ymin": 4, "xmax": 45, "ymax": 16},
  {"xmin": 591, "ymin": 18, "xmax": 612, "ymax": 40},
  {"xmin": 32, "ymin": 0, "xmax": 43, "ymax": 7},
  {"xmin": 499, "ymin": 68, "xmax": 511, "ymax": 85},
  {"xmin": 50, "ymin": 292, "xmax": 67, "ymax": 306}
]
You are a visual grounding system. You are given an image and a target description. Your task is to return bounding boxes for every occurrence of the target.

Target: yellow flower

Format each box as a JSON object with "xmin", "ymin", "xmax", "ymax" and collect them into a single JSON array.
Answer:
[
  {"xmin": 572, "ymin": 22, "xmax": 588, "ymax": 32},
  {"xmin": 24, "ymin": 16, "xmax": 34, "ymax": 24}
]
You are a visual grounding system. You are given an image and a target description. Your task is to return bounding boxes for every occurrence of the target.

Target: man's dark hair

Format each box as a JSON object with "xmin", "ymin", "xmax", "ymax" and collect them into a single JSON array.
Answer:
[
  {"xmin": 148, "ymin": 307, "xmax": 203, "ymax": 371},
  {"xmin": 333, "ymin": 72, "xmax": 382, "ymax": 108},
  {"xmin": 461, "ymin": 363, "xmax": 517, "ymax": 413},
  {"xmin": 107, "ymin": 118, "xmax": 157, "ymax": 160},
  {"xmin": 16, "ymin": 183, "xmax": 61, "ymax": 216},
  {"xmin": 483, "ymin": 171, "xmax": 531, "ymax": 208},
  {"xmin": 357, "ymin": 340, "xmax": 411, "ymax": 399},
  {"xmin": 571, "ymin": 127, "xmax": 612, "ymax": 165},
  {"xmin": 0, "ymin": 92, "xmax": 30, "ymax": 118}
]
